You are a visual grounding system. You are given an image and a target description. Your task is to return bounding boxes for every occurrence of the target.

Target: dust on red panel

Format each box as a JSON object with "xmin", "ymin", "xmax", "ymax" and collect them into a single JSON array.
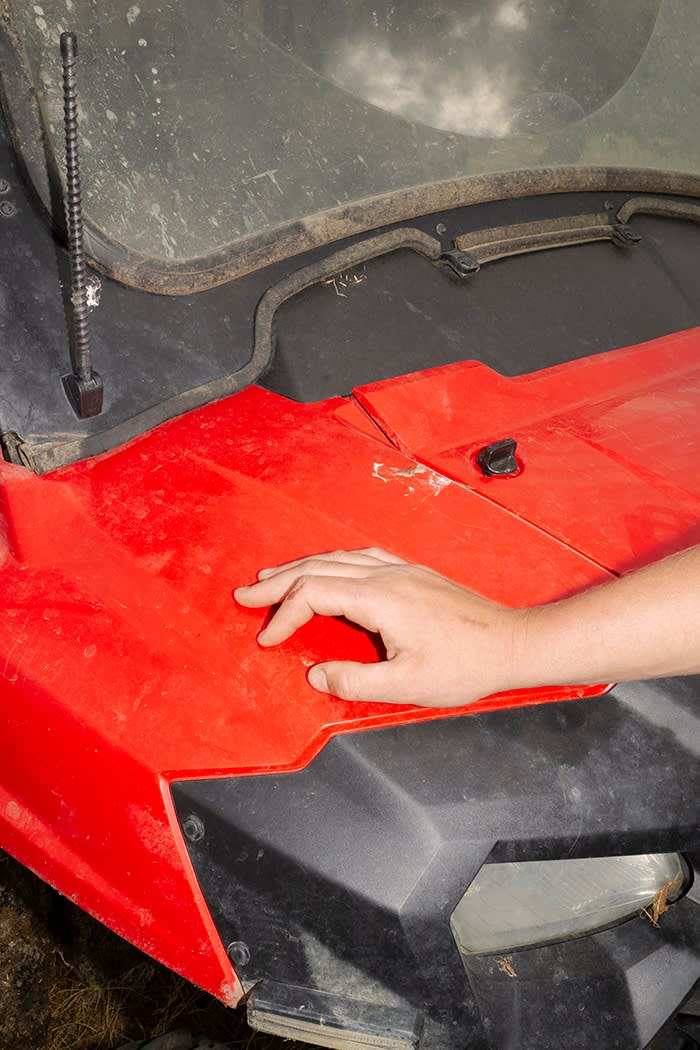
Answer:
[{"xmin": 0, "ymin": 382, "xmax": 610, "ymax": 784}]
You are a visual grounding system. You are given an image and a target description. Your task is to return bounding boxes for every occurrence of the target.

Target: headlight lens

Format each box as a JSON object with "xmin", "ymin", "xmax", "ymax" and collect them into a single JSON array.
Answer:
[{"xmin": 451, "ymin": 853, "xmax": 687, "ymax": 955}]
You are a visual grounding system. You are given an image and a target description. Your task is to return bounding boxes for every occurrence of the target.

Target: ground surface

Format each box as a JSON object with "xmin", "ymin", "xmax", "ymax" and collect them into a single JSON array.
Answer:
[{"xmin": 0, "ymin": 850, "xmax": 297, "ymax": 1050}]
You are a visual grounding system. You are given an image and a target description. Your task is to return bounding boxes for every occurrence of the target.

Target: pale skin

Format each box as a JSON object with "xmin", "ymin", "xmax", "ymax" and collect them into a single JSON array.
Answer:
[{"xmin": 234, "ymin": 545, "xmax": 700, "ymax": 707}]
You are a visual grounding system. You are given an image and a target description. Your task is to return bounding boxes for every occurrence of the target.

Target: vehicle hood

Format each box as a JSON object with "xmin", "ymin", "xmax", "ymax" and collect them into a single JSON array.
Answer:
[{"xmin": 1, "ymin": 326, "xmax": 699, "ymax": 780}]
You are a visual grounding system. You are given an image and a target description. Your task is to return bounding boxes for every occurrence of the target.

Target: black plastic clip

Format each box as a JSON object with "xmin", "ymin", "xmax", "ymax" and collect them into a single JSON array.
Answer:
[
  {"xmin": 611, "ymin": 223, "xmax": 641, "ymax": 248},
  {"xmin": 476, "ymin": 438, "xmax": 519, "ymax": 477},
  {"xmin": 440, "ymin": 249, "xmax": 481, "ymax": 278}
]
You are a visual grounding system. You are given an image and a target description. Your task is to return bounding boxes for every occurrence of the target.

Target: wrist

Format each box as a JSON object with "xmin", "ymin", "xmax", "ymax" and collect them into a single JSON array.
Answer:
[
  {"xmin": 491, "ymin": 604, "xmax": 545, "ymax": 694},
  {"xmin": 508, "ymin": 605, "xmax": 543, "ymax": 690},
  {"xmin": 508, "ymin": 600, "xmax": 585, "ymax": 691},
  {"xmin": 510, "ymin": 592, "xmax": 614, "ymax": 691}
]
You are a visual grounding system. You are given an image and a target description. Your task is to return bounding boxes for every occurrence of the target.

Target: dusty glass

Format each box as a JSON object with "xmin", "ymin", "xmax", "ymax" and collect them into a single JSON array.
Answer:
[{"xmin": 13, "ymin": 0, "xmax": 698, "ymax": 261}]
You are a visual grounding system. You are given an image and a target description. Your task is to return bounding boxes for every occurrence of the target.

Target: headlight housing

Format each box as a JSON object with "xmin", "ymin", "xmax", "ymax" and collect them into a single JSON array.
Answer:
[{"xmin": 451, "ymin": 853, "xmax": 688, "ymax": 955}]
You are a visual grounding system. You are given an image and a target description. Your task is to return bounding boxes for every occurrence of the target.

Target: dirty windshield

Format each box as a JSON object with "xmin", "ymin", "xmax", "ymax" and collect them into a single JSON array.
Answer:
[{"xmin": 12, "ymin": 0, "xmax": 699, "ymax": 262}]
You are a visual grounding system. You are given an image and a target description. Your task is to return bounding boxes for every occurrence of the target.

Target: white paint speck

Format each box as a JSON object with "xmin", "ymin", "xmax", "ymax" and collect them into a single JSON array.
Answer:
[
  {"xmin": 126, "ymin": 4, "xmax": 141, "ymax": 25},
  {"xmin": 86, "ymin": 274, "xmax": 102, "ymax": 309},
  {"xmin": 105, "ymin": 109, "xmax": 117, "ymax": 121},
  {"xmin": 33, "ymin": 4, "xmax": 44, "ymax": 13},
  {"xmin": 138, "ymin": 37, "xmax": 147, "ymax": 47},
  {"xmin": 372, "ymin": 462, "xmax": 426, "ymax": 483},
  {"xmin": 372, "ymin": 461, "xmax": 451, "ymax": 495},
  {"xmin": 427, "ymin": 473, "xmax": 451, "ymax": 495}
]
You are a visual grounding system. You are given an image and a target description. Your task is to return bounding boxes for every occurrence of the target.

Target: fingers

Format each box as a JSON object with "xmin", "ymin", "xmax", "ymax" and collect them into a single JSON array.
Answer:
[
  {"xmin": 255, "ymin": 574, "xmax": 381, "ymax": 645},
  {"xmin": 256, "ymin": 547, "xmax": 404, "ymax": 580},
  {"xmin": 308, "ymin": 657, "xmax": 417, "ymax": 704},
  {"xmin": 235, "ymin": 560, "xmax": 382, "ymax": 610}
]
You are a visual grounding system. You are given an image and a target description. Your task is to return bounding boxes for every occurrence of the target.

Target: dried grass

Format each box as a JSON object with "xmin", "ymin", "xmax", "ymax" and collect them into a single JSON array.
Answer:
[
  {"xmin": 4, "ymin": 850, "xmax": 304, "ymax": 1050},
  {"xmin": 322, "ymin": 267, "xmax": 367, "ymax": 297},
  {"xmin": 640, "ymin": 873, "xmax": 683, "ymax": 928},
  {"xmin": 496, "ymin": 955, "xmax": 517, "ymax": 978},
  {"xmin": 45, "ymin": 949, "xmax": 245, "ymax": 1050}
]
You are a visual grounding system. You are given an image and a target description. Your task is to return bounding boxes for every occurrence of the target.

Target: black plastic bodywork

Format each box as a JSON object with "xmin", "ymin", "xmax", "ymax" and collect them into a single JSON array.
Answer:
[
  {"xmin": 173, "ymin": 680, "xmax": 700, "ymax": 1050},
  {"xmin": 2, "ymin": 105, "xmax": 700, "ymax": 471}
]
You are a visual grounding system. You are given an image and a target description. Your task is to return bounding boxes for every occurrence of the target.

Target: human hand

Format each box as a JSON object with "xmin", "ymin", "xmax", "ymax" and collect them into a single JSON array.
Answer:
[{"xmin": 234, "ymin": 548, "xmax": 526, "ymax": 706}]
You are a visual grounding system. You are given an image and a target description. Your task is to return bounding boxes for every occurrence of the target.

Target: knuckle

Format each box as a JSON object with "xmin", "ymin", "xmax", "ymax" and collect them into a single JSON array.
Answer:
[
  {"xmin": 330, "ymin": 670, "xmax": 354, "ymax": 700},
  {"xmin": 284, "ymin": 573, "xmax": 309, "ymax": 600}
]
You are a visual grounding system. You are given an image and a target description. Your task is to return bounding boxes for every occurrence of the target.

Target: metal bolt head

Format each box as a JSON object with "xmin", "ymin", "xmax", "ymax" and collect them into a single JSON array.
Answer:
[
  {"xmin": 0, "ymin": 200, "xmax": 17, "ymax": 218},
  {"xmin": 0, "ymin": 179, "xmax": 10, "ymax": 194},
  {"xmin": 181, "ymin": 813, "xmax": 205, "ymax": 842},
  {"xmin": 227, "ymin": 941, "xmax": 251, "ymax": 967},
  {"xmin": 435, "ymin": 222, "xmax": 447, "ymax": 236}
]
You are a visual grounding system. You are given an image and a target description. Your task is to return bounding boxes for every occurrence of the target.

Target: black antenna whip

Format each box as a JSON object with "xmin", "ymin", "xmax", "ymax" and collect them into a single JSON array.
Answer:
[{"xmin": 60, "ymin": 31, "xmax": 103, "ymax": 419}]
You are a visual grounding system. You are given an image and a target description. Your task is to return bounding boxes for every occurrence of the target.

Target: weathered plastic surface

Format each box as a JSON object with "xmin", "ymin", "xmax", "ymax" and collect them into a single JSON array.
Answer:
[
  {"xmin": 176, "ymin": 687, "xmax": 700, "ymax": 1050},
  {"xmin": 0, "ymin": 327, "xmax": 699, "ymax": 1003}
]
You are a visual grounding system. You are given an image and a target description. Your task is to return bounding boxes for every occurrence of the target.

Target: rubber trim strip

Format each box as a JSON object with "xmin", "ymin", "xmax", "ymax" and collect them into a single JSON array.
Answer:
[
  {"xmin": 455, "ymin": 211, "xmax": 619, "ymax": 264},
  {"xmin": 8, "ymin": 229, "xmax": 441, "ymax": 473},
  {"xmin": 617, "ymin": 196, "xmax": 700, "ymax": 225},
  {"xmin": 452, "ymin": 198, "xmax": 700, "ymax": 267}
]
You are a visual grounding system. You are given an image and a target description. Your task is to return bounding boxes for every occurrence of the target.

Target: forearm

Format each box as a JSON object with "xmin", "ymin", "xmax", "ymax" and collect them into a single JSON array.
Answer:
[{"xmin": 516, "ymin": 545, "xmax": 700, "ymax": 689}]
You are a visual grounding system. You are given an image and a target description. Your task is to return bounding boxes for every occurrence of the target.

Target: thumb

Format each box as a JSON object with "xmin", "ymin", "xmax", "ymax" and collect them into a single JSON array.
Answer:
[{"xmin": 308, "ymin": 658, "xmax": 413, "ymax": 704}]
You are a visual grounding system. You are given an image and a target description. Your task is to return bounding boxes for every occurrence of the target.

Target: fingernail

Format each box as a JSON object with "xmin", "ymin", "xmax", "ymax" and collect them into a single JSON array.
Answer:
[
  {"xmin": 258, "ymin": 568, "xmax": 273, "ymax": 579},
  {"xmin": 308, "ymin": 667, "xmax": 328, "ymax": 692}
]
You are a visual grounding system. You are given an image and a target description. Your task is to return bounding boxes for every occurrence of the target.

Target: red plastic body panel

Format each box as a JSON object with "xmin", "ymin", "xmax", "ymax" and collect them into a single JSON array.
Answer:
[
  {"xmin": 1, "ymin": 327, "xmax": 699, "ymax": 1001},
  {"xmin": 355, "ymin": 327, "xmax": 700, "ymax": 571}
]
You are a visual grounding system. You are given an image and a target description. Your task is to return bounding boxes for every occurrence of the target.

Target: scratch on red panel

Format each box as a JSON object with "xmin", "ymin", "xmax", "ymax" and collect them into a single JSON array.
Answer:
[{"xmin": 372, "ymin": 462, "xmax": 451, "ymax": 496}]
